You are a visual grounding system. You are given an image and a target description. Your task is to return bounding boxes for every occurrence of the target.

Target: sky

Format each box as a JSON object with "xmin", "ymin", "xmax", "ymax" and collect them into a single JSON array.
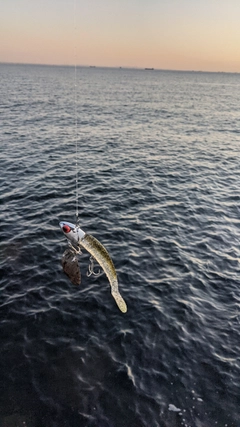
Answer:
[{"xmin": 1, "ymin": 0, "xmax": 240, "ymax": 72}]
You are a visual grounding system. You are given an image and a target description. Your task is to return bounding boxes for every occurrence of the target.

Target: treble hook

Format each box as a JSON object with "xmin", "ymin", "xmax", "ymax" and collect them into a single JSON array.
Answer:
[
  {"xmin": 68, "ymin": 241, "xmax": 82, "ymax": 255},
  {"xmin": 87, "ymin": 256, "xmax": 101, "ymax": 277}
]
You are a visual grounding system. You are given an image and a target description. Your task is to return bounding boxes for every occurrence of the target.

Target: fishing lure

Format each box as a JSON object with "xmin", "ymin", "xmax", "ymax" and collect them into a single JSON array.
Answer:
[
  {"xmin": 60, "ymin": 221, "xmax": 127, "ymax": 313},
  {"xmin": 61, "ymin": 247, "xmax": 81, "ymax": 286}
]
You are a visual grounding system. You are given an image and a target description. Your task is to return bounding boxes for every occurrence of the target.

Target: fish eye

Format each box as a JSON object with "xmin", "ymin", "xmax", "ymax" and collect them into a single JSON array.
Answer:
[{"xmin": 63, "ymin": 224, "xmax": 71, "ymax": 233}]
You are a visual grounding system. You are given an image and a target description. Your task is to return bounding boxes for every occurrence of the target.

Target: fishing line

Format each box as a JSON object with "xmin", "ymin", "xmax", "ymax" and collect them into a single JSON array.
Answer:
[
  {"xmin": 59, "ymin": 0, "xmax": 127, "ymax": 313},
  {"xmin": 73, "ymin": 0, "xmax": 79, "ymax": 224}
]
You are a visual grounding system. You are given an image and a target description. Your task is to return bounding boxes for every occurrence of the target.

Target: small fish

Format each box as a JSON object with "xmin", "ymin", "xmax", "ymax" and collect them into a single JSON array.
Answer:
[
  {"xmin": 61, "ymin": 247, "xmax": 81, "ymax": 286},
  {"xmin": 59, "ymin": 221, "xmax": 127, "ymax": 313}
]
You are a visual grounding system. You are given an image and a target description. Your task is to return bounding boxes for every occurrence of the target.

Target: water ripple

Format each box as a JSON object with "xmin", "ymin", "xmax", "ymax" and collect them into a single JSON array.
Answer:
[{"xmin": 0, "ymin": 64, "xmax": 240, "ymax": 426}]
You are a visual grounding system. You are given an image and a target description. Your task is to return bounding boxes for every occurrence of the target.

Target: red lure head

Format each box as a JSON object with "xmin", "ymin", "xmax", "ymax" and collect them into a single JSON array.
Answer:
[
  {"xmin": 62, "ymin": 224, "xmax": 71, "ymax": 233},
  {"xmin": 60, "ymin": 221, "xmax": 85, "ymax": 242}
]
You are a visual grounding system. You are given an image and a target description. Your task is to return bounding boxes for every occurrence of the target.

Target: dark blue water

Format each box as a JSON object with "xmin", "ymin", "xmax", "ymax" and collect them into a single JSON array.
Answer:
[{"xmin": 0, "ymin": 63, "xmax": 240, "ymax": 427}]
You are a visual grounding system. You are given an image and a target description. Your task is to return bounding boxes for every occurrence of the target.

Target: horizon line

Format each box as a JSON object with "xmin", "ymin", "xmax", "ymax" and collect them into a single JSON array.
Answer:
[{"xmin": 0, "ymin": 61, "xmax": 239, "ymax": 75}]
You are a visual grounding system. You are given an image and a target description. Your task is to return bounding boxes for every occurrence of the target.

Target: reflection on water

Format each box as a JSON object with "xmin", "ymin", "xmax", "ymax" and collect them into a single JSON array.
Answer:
[{"xmin": 0, "ymin": 64, "xmax": 240, "ymax": 426}]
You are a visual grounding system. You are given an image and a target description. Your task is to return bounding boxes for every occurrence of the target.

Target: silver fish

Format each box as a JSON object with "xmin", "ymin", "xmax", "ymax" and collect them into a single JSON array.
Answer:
[{"xmin": 59, "ymin": 221, "xmax": 127, "ymax": 313}]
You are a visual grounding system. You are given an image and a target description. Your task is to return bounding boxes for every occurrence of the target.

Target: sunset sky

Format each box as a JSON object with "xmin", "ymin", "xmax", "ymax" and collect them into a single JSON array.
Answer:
[{"xmin": 1, "ymin": 0, "xmax": 240, "ymax": 72}]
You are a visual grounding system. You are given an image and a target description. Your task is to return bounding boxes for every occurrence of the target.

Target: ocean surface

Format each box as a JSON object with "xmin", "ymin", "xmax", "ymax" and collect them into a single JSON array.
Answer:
[{"xmin": 0, "ymin": 63, "xmax": 240, "ymax": 427}]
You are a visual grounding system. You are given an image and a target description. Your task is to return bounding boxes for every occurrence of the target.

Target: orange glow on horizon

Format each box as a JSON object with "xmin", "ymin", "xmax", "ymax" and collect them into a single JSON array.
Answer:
[{"xmin": 1, "ymin": 0, "xmax": 240, "ymax": 73}]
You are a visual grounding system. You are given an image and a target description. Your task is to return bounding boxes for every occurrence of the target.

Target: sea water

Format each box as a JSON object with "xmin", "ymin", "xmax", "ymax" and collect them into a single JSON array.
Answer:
[{"xmin": 0, "ymin": 63, "xmax": 240, "ymax": 426}]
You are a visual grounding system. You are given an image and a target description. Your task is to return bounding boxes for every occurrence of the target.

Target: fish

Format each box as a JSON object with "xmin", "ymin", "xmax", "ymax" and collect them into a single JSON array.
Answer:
[
  {"xmin": 59, "ymin": 221, "xmax": 127, "ymax": 313},
  {"xmin": 61, "ymin": 247, "xmax": 81, "ymax": 286}
]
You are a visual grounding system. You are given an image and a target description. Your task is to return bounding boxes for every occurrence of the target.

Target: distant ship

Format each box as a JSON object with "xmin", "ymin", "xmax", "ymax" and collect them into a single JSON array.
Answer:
[{"xmin": 145, "ymin": 68, "xmax": 154, "ymax": 70}]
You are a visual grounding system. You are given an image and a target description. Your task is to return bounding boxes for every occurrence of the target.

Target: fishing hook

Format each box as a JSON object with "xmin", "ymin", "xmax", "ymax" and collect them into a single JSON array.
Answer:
[
  {"xmin": 68, "ymin": 241, "xmax": 82, "ymax": 255},
  {"xmin": 87, "ymin": 256, "xmax": 101, "ymax": 277}
]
